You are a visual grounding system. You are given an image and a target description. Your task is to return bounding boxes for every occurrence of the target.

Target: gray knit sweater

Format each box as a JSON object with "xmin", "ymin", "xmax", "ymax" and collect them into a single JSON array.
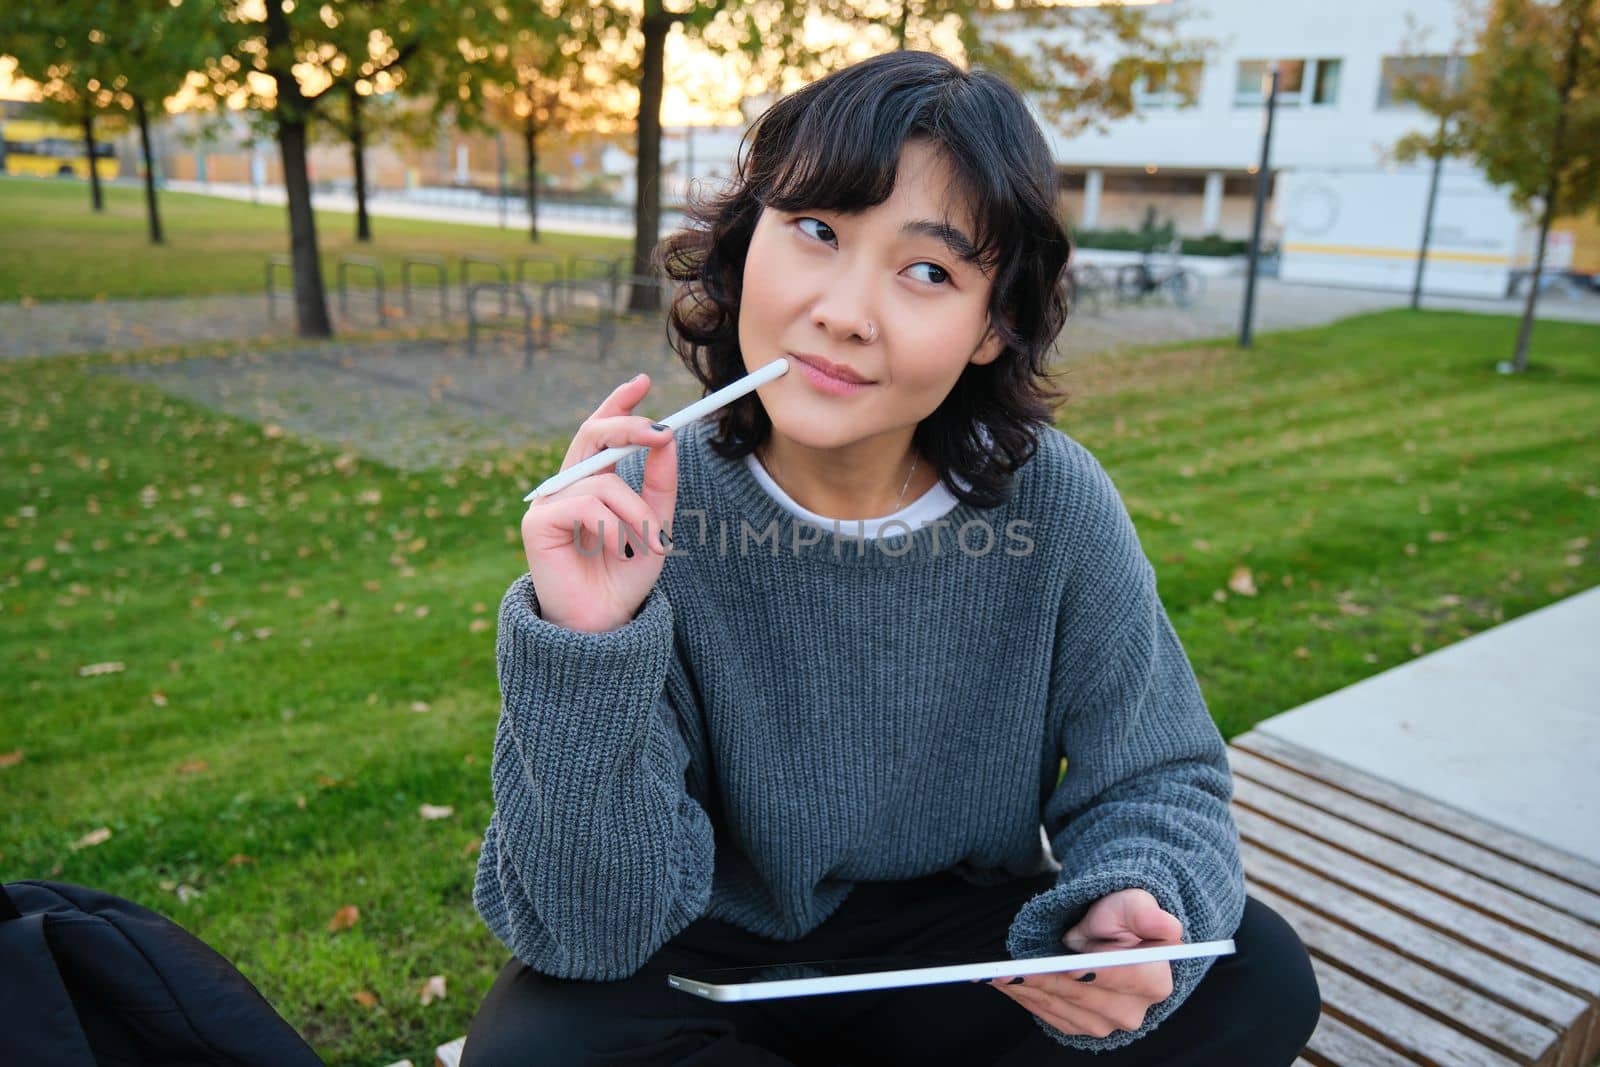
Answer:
[{"xmin": 474, "ymin": 418, "xmax": 1245, "ymax": 1052}]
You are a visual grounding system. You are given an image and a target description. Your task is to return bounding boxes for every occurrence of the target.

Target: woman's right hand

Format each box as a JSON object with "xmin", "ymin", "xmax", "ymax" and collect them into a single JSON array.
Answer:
[{"xmin": 522, "ymin": 373, "xmax": 678, "ymax": 634}]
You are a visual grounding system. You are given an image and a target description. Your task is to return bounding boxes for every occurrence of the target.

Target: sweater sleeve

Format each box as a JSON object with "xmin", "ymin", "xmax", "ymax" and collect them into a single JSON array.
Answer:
[
  {"xmin": 472, "ymin": 573, "xmax": 716, "ymax": 981},
  {"xmin": 1005, "ymin": 460, "xmax": 1245, "ymax": 1052}
]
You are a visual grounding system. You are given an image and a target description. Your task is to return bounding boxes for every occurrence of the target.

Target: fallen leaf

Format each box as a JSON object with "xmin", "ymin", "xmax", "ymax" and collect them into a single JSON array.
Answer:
[
  {"xmin": 0, "ymin": 750, "xmax": 22, "ymax": 768},
  {"xmin": 177, "ymin": 759, "xmax": 209, "ymax": 775},
  {"xmin": 462, "ymin": 837, "xmax": 482, "ymax": 856},
  {"xmin": 71, "ymin": 827, "xmax": 112, "ymax": 850},
  {"xmin": 409, "ymin": 701, "xmax": 431, "ymax": 713},
  {"xmin": 418, "ymin": 975, "xmax": 447, "ymax": 1006},
  {"xmin": 469, "ymin": 619, "xmax": 490, "ymax": 633},
  {"xmin": 419, "ymin": 804, "xmax": 454, "ymax": 821},
  {"xmin": 78, "ymin": 661, "xmax": 126, "ymax": 677},
  {"xmin": 353, "ymin": 990, "xmax": 379, "ymax": 1009},
  {"xmin": 225, "ymin": 853, "xmax": 255, "ymax": 867},
  {"xmin": 1226, "ymin": 567, "xmax": 1258, "ymax": 597},
  {"xmin": 151, "ymin": 691, "xmax": 169, "ymax": 707},
  {"xmin": 328, "ymin": 905, "xmax": 360, "ymax": 933},
  {"xmin": 176, "ymin": 884, "xmax": 201, "ymax": 903}
]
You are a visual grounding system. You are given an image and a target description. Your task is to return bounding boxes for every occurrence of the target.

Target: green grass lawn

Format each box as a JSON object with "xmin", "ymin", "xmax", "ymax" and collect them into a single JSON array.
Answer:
[
  {"xmin": 0, "ymin": 175, "xmax": 630, "ymax": 303},
  {"xmin": 2, "ymin": 309, "xmax": 1596, "ymax": 1065}
]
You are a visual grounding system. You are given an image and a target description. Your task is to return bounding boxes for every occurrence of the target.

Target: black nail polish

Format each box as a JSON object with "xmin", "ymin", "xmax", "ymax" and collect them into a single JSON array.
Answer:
[
  {"xmin": 624, "ymin": 543, "xmax": 635, "ymax": 559},
  {"xmin": 659, "ymin": 530, "xmax": 671, "ymax": 549},
  {"xmin": 650, "ymin": 422, "xmax": 668, "ymax": 432},
  {"xmin": 1008, "ymin": 976, "xmax": 1025, "ymax": 986},
  {"xmin": 1076, "ymin": 972, "xmax": 1097, "ymax": 984}
]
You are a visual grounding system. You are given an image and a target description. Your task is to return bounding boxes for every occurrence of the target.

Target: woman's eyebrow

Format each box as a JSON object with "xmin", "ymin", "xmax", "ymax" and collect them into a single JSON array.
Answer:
[{"xmin": 899, "ymin": 219, "xmax": 980, "ymax": 265}]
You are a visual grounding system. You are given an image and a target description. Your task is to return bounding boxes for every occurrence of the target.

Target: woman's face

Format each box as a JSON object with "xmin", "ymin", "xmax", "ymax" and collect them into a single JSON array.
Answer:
[{"xmin": 739, "ymin": 139, "xmax": 1003, "ymax": 453}]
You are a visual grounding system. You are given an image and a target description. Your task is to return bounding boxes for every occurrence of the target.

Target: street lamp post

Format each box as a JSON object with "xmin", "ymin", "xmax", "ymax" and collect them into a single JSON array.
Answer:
[
  {"xmin": 1239, "ymin": 68, "xmax": 1280, "ymax": 349},
  {"xmin": 1411, "ymin": 114, "xmax": 1447, "ymax": 311}
]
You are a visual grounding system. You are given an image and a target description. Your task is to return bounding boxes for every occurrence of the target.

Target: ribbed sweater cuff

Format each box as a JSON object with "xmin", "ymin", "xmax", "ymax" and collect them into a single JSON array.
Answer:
[{"xmin": 1005, "ymin": 849, "xmax": 1221, "ymax": 1052}]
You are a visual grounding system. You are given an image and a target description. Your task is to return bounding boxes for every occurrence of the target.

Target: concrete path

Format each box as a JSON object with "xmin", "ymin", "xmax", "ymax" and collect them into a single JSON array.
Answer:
[
  {"xmin": 10, "ymin": 272, "xmax": 1597, "ymax": 362},
  {"xmin": 1256, "ymin": 585, "xmax": 1600, "ymax": 864}
]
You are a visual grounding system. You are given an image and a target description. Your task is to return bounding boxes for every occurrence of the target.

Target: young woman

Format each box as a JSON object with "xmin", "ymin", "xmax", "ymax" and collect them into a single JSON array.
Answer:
[{"xmin": 463, "ymin": 50, "xmax": 1319, "ymax": 1067}]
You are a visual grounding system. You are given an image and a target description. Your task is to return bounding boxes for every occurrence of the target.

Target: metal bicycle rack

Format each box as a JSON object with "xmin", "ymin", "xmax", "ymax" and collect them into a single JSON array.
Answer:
[
  {"xmin": 264, "ymin": 255, "xmax": 294, "ymax": 320},
  {"xmin": 400, "ymin": 254, "xmax": 449, "ymax": 319},
  {"xmin": 541, "ymin": 277, "xmax": 616, "ymax": 362},
  {"xmin": 335, "ymin": 255, "xmax": 385, "ymax": 326},
  {"xmin": 466, "ymin": 282, "xmax": 536, "ymax": 365},
  {"xmin": 461, "ymin": 256, "xmax": 509, "ymax": 318}
]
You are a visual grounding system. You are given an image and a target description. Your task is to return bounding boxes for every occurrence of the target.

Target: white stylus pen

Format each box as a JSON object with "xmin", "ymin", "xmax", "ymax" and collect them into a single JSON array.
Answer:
[{"xmin": 522, "ymin": 357, "xmax": 792, "ymax": 502}]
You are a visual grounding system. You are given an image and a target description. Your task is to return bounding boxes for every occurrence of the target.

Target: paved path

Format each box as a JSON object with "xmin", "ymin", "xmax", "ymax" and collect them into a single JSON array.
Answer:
[
  {"xmin": 11, "ymin": 273, "xmax": 1598, "ymax": 362},
  {"xmin": 94, "ymin": 322, "xmax": 704, "ymax": 473},
  {"xmin": 1256, "ymin": 585, "xmax": 1600, "ymax": 864}
]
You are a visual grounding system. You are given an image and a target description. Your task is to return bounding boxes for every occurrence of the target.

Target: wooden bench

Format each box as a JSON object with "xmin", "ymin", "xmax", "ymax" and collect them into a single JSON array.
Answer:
[
  {"xmin": 419, "ymin": 734, "xmax": 1600, "ymax": 1067},
  {"xmin": 1232, "ymin": 731, "xmax": 1600, "ymax": 1067}
]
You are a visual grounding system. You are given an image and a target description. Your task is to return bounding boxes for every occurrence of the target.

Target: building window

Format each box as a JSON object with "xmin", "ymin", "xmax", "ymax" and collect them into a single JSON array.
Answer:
[
  {"xmin": 1235, "ymin": 58, "xmax": 1342, "ymax": 108},
  {"xmin": 1376, "ymin": 55, "xmax": 1466, "ymax": 108},
  {"xmin": 1133, "ymin": 60, "xmax": 1204, "ymax": 110}
]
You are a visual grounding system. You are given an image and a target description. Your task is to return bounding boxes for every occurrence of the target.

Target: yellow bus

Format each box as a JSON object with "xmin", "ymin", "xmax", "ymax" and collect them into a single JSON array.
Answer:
[{"xmin": 0, "ymin": 107, "xmax": 120, "ymax": 180}]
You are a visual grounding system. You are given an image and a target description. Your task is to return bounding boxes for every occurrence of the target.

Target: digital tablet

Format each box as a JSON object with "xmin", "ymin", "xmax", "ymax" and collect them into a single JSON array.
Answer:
[{"xmin": 667, "ymin": 939, "xmax": 1234, "ymax": 1002}]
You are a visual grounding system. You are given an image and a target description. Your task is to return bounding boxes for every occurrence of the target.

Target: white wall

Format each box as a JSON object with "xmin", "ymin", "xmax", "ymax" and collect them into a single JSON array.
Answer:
[{"xmin": 1029, "ymin": 0, "xmax": 1463, "ymax": 172}]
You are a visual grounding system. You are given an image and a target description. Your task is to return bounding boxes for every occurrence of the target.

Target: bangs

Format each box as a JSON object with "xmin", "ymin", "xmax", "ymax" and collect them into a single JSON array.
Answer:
[{"xmin": 744, "ymin": 60, "xmax": 1038, "ymax": 277}]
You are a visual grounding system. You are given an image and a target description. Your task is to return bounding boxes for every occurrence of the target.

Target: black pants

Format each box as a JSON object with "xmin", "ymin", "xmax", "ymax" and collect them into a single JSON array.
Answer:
[{"xmin": 463, "ymin": 870, "xmax": 1320, "ymax": 1067}]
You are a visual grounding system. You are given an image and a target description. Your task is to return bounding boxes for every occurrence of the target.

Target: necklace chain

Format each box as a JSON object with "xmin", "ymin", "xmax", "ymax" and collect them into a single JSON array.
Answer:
[
  {"xmin": 763, "ymin": 448, "xmax": 920, "ymax": 515},
  {"xmin": 894, "ymin": 452, "xmax": 919, "ymax": 511}
]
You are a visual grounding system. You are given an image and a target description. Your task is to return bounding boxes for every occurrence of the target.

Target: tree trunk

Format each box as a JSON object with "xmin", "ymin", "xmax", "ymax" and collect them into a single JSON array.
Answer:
[
  {"xmin": 81, "ymin": 110, "xmax": 104, "ymax": 213},
  {"xmin": 276, "ymin": 118, "xmax": 333, "ymax": 337},
  {"xmin": 629, "ymin": 3, "xmax": 671, "ymax": 312},
  {"xmin": 1511, "ymin": 187, "xmax": 1557, "ymax": 374},
  {"xmin": 135, "ymin": 97, "xmax": 164, "ymax": 245},
  {"xmin": 524, "ymin": 105, "xmax": 540, "ymax": 243},
  {"xmin": 349, "ymin": 90, "xmax": 371, "ymax": 242},
  {"xmin": 266, "ymin": 0, "xmax": 333, "ymax": 338},
  {"xmin": 1509, "ymin": 0, "xmax": 1587, "ymax": 374},
  {"xmin": 894, "ymin": 0, "xmax": 910, "ymax": 49}
]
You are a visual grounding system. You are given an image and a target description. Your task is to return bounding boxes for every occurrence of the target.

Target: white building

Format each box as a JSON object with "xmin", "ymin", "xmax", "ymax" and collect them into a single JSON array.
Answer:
[
  {"xmin": 1027, "ymin": 0, "xmax": 1468, "ymax": 237},
  {"xmin": 1017, "ymin": 0, "xmax": 1534, "ymax": 295}
]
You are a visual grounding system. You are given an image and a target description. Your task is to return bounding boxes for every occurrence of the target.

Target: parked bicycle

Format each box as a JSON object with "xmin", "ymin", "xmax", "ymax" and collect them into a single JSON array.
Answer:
[
  {"xmin": 1061, "ymin": 263, "xmax": 1111, "ymax": 316},
  {"xmin": 1114, "ymin": 239, "xmax": 1203, "ymax": 308}
]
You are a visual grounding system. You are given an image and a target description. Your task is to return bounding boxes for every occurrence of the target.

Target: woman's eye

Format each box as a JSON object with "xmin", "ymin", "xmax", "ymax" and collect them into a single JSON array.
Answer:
[
  {"xmin": 907, "ymin": 262, "xmax": 950, "ymax": 286},
  {"xmin": 796, "ymin": 217, "xmax": 835, "ymax": 243}
]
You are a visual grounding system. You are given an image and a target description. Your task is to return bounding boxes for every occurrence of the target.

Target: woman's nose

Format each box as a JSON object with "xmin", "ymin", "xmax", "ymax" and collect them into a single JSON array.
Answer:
[{"xmin": 810, "ymin": 269, "xmax": 879, "ymax": 345}]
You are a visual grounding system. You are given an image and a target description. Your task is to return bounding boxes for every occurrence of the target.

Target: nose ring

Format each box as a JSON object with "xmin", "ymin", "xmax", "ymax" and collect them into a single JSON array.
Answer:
[{"xmin": 862, "ymin": 322, "xmax": 877, "ymax": 344}]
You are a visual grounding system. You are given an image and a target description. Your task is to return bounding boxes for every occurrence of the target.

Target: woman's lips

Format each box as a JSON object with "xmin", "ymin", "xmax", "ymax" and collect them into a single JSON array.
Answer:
[{"xmin": 791, "ymin": 354, "xmax": 874, "ymax": 397}]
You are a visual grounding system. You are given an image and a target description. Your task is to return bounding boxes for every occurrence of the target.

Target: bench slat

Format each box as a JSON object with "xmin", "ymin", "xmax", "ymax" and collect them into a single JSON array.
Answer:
[
  {"xmin": 1235, "ymin": 732, "xmax": 1600, "ymax": 891},
  {"xmin": 1311, "ymin": 956, "xmax": 1519, "ymax": 1066},
  {"xmin": 1229, "ymin": 746, "xmax": 1600, "ymax": 926},
  {"xmin": 1248, "ymin": 880, "xmax": 1559, "ymax": 1061},
  {"xmin": 1242, "ymin": 839, "xmax": 1590, "ymax": 1027},
  {"xmin": 1232, "ymin": 777, "xmax": 1600, "ymax": 963},
  {"xmin": 1302, "ymin": 1007, "xmax": 1433, "ymax": 1067},
  {"xmin": 1234, "ymin": 805, "xmax": 1600, "ymax": 995}
]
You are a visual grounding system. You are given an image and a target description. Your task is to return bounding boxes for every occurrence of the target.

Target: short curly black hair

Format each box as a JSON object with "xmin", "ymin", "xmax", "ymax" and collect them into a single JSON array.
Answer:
[{"xmin": 656, "ymin": 50, "xmax": 1072, "ymax": 509}]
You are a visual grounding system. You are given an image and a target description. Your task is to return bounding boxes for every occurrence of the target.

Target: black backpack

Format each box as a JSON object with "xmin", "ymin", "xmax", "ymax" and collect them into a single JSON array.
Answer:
[{"xmin": 0, "ymin": 880, "xmax": 324, "ymax": 1066}]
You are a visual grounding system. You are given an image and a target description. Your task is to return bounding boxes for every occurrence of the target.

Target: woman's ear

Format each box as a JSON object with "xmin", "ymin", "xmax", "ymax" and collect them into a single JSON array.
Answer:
[{"xmin": 969, "ymin": 323, "xmax": 1006, "ymax": 367}]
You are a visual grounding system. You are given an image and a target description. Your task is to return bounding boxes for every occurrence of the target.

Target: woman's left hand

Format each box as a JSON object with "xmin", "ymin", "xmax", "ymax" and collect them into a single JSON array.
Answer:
[{"xmin": 984, "ymin": 888, "xmax": 1181, "ymax": 1039}]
